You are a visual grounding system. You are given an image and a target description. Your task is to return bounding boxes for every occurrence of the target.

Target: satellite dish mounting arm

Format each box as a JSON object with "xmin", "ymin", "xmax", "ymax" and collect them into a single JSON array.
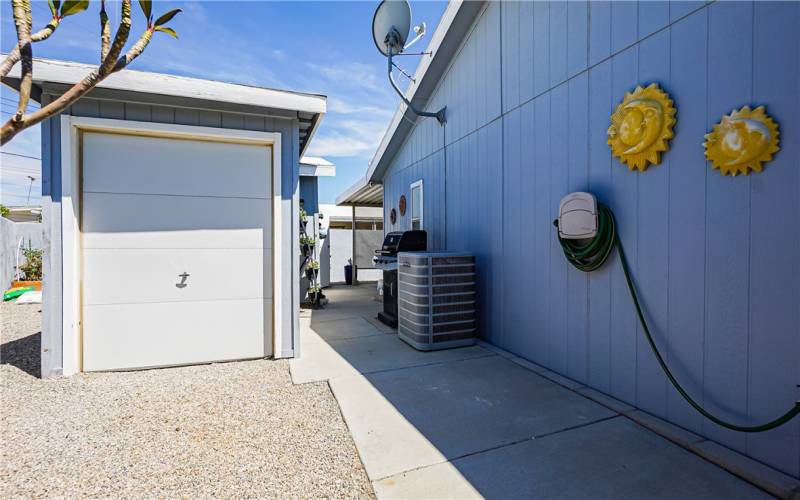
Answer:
[{"xmin": 386, "ymin": 30, "xmax": 446, "ymax": 125}]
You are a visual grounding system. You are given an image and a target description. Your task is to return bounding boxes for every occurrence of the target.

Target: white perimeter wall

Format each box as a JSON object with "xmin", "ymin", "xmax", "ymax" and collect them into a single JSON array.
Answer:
[
  {"xmin": 328, "ymin": 228, "xmax": 382, "ymax": 284},
  {"xmin": 1, "ymin": 218, "xmax": 43, "ymax": 289}
]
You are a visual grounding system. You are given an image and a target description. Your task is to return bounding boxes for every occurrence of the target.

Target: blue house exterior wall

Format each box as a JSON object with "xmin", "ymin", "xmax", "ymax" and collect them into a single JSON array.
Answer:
[
  {"xmin": 381, "ymin": 1, "xmax": 800, "ymax": 478},
  {"xmin": 300, "ymin": 176, "xmax": 319, "ymax": 215}
]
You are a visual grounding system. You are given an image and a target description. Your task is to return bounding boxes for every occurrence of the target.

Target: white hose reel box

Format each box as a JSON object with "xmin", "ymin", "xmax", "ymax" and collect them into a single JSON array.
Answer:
[{"xmin": 558, "ymin": 192, "xmax": 599, "ymax": 240}]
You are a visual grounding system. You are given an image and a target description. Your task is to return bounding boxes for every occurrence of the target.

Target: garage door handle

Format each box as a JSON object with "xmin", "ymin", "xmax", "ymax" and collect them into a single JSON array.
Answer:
[{"xmin": 176, "ymin": 272, "xmax": 190, "ymax": 288}]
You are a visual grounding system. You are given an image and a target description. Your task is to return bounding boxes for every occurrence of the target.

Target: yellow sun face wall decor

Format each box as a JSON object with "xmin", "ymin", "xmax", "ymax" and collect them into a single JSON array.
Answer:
[
  {"xmin": 704, "ymin": 105, "xmax": 780, "ymax": 176},
  {"xmin": 608, "ymin": 83, "xmax": 677, "ymax": 172}
]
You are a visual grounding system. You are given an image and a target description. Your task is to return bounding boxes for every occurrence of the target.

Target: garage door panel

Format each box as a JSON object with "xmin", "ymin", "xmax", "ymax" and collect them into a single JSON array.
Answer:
[
  {"xmin": 83, "ymin": 248, "xmax": 272, "ymax": 305},
  {"xmin": 81, "ymin": 130, "xmax": 274, "ymax": 372},
  {"xmin": 83, "ymin": 299, "xmax": 269, "ymax": 371},
  {"xmin": 82, "ymin": 132, "xmax": 272, "ymax": 199},
  {"xmin": 82, "ymin": 193, "xmax": 271, "ymax": 250}
]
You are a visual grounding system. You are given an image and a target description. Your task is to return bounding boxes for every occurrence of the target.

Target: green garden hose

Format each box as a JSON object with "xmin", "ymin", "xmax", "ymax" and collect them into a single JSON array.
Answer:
[{"xmin": 555, "ymin": 203, "xmax": 800, "ymax": 433}]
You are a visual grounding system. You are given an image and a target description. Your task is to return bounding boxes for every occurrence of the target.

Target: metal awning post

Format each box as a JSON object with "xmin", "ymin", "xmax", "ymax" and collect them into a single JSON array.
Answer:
[{"xmin": 351, "ymin": 205, "xmax": 358, "ymax": 285}]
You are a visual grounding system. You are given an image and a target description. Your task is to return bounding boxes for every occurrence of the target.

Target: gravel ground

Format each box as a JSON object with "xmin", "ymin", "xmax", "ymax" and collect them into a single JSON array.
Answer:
[{"xmin": 1, "ymin": 303, "xmax": 374, "ymax": 498}]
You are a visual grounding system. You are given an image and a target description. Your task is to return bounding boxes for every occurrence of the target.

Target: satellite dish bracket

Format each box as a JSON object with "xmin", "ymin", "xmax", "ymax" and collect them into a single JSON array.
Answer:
[{"xmin": 387, "ymin": 45, "xmax": 446, "ymax": 125}]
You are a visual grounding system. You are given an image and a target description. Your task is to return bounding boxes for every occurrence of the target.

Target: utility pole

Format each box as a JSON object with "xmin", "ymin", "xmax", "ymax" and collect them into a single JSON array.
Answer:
[{"xmin": 26, "ymin": 175, "xmax": 35, "ymax": 205}]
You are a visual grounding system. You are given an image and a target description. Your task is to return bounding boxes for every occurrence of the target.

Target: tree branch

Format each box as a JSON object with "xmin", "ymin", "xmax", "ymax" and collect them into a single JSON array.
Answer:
[
  {"xmin": 11, "ymin": 0, "xmax": 33, "ymax": 120},
  {"xmin": 100, "ymin": 0, "xmax": 111, "ymax": 62},
  {"xmin": 114, "ymin": 29, "xmax": 153, "ymax": 72},
  {"xmin": 0, "ymin": 18, "xmax": 61, "ymax": 78},
  {"xmin": 1, "ymin": 1, "xmax": 133, "ymax": 145}
]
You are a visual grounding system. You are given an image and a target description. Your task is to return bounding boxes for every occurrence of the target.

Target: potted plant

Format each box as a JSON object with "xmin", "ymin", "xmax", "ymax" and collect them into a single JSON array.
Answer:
[
  {"xmin": 300, "ymin": 234, "xmax": 316, "ymax": 257},
  {"xmin": 13, "ymin": 246, "xmax": 42, "ymax": 291},
  {"xmin": 307, "ymin": 284, "xmax": 322, "ymax": 307},
  {"xmin": 305, "ymin": 259, "xmax": 320, "ymax": 280},
  {"xmin": 299, "ymin": 208, "xmax": 308, "ymax": 230}
]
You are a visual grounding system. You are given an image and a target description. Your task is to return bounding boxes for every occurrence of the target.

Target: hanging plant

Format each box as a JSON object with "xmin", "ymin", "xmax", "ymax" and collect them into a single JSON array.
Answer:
[
  {"xmin": 300, "ymin": 234, "xmax": 316, "ymax": 256},
  {"xmin": 308, "ymin": 283, "xmax": 322, "ymax": 307},
  {"xmin": 305, "ymin": 259, "xmax": 320, "ymax": 280},
  {"xmin": 299, "ymin": 208, "xmax": 308, "ymax": 230}
]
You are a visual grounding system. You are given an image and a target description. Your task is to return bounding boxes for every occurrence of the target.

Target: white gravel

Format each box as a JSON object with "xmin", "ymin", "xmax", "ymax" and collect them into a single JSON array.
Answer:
[{"xmin": 1, "ymin": 303, "xmax": 374, "ymax": 498}]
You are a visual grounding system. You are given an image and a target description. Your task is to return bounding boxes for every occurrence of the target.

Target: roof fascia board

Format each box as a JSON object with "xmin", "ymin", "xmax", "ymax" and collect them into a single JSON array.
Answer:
[
  {"xmin": 366, "ymin": 0, "xmax": 486, "ymax": 183},
  {"xmin": 299, "ymin": 164, "xmax": 336, "ymax": 177},
  {"xmin": 336, "ymin": 174, "xmax": 371, "ymax": 205},
  {"xmin": 1, "ymin": 56, "xmax": 326, "ymax": 115},
  {"xmin": 37, "ymin": 82, "xmax": 300, "ymax": 120},
  {"xmin": 300, "ymin": 112, "xmax": 323, "ymax": 157}
]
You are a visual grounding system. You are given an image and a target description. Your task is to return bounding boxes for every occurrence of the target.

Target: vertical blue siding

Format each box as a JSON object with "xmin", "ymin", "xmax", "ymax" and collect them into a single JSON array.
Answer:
[
  {"xmin": 299, "ymin": 177, "xmax": 319, "ymax": 215},
  {"xmin": 381, "ymin": 1, "xmax": 800, "ymax": 477},
  {"xmin": 747, "ymin": 0, "xmax": 800, "ymax": 474}
]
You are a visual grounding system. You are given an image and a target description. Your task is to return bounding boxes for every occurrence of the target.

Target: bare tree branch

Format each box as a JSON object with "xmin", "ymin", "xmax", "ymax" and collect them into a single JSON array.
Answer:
[
  {"xmin": 11, "ymin": 0, "xmax": 33, "ymax": 120},
  {"xmin": 0, "ymin": 17, "xmax": 61, "ymax": 78},
  {"xmin": 100, "ymin": 0, "xmax": 111, "ymax": 62},
  {"xmin": 1, "ymin": 1, "xmax": 132, "ymax": 145},
  {"xmin": 114, "ymin": 30, "xmax": 153, "ymax": 72},
  {"xmin": 1, "ymin": 0, "xmax": 180, "ymax": 145}
]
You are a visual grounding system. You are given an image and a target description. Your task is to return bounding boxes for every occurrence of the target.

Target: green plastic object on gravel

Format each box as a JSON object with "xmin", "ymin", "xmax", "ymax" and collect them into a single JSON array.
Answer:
[
  {"xmin": 555, "ymin": 202, "xmax": 800, "ymax": 433},
  {"xmin": 3, "ymin": 286, "xmax": 35, "ymax": 302}
]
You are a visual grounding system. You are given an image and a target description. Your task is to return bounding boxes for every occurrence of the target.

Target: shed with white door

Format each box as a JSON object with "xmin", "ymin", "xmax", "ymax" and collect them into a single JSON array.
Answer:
[{"xmin": 2, "ymin": 57, "xmax": 326, "ymax": 377}]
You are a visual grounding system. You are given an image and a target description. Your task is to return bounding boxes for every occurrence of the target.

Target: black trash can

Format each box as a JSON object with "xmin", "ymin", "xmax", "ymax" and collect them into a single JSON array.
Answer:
[{"xmin": 344, "ymin": 264, "xmax": 353, "ymax": 285}]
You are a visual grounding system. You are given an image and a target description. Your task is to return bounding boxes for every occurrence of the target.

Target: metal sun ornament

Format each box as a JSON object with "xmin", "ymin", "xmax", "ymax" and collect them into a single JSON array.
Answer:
[
  {"xmin": 704, "ymin": 105, "xmax": 780, "ymax": 176},
  {"xmin": 608, "ymin": 83, "xmax": 676, "ymax": 172}
]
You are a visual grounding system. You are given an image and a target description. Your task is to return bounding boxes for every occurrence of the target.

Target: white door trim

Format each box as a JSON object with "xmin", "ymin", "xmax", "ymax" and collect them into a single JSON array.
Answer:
[
  {"xmin": 410, "ymin": 179, "xmax": 423, "ymax": 230},
  {"xmin": 59, "ymin": 115, "xmax": 283, "ymax": 375}
]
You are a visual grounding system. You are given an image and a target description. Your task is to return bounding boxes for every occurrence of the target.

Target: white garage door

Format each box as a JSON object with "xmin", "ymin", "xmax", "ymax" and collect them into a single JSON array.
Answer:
[{"xmin": 81, "ymin": 132, "xmax": 273, "ymax": 371}]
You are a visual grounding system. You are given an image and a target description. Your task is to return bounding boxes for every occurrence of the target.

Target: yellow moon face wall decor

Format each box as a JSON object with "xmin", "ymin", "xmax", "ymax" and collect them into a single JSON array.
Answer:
[
  {"xmin": 608, "ymin": 83, "xmax": 676, "ymax": 172},
  {"xmin": 704, "ymin": 106, "xmax": 780, "ymax": 176}
]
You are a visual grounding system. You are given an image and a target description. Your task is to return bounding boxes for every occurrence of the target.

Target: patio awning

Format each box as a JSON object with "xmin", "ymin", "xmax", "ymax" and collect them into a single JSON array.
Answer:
[{"xmin": 336, "ymin": 176, "xmax": 383, "ymax": 207}]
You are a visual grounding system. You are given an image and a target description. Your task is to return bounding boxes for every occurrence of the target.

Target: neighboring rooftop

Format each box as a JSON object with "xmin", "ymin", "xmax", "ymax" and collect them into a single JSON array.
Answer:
[
  {"xmin": 319, "ymin": 203, "xmax": 382, "ymax": 221},
  {"xmin": 1, "ymin": 206, "xmax": 42, "ymax": 223},
  {"xmin": 300, "ymin": 156, "xmax": 336, "ymax": 177},
  {"xmin": 335, "ymin": 176, "xmax": 383, "ymax": 207},
  {"xmin": 1, "ymin": 56, "xmax": 326, "ymax": 155}
]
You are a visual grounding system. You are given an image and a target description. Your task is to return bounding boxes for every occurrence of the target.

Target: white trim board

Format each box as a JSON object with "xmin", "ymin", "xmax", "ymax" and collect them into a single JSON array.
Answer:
[
  {"xmin": 59, "ymin": 115, "xmax": 284, "ymax": 375},
  {"xmin": 410, "ymin": 179, "xmax": 424, "ymax": 230}
]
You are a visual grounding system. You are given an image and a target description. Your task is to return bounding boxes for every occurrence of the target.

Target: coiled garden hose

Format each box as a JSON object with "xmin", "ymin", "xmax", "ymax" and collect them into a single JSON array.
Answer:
[{"xmin": 554, "ymin": 203, "xmax": 800, "ymax": 433}]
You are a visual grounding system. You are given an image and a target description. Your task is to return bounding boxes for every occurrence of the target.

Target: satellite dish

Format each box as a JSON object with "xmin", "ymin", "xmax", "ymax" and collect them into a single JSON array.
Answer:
[
  {"xmin": 371, "ymin": 0, "xmax": 446, "ymax": 125},
  {"xmin": 372, "ymin": 0, "xmax": 412, "ymax": 56}
]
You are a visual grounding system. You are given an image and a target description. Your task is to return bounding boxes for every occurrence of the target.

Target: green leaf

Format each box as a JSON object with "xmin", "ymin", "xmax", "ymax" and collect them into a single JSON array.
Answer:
[
  {"xmin": 48, "ymin": 0, "xmax": 59, "ymax": 17},
  {"xmin": 138, "ymin": 0, "xmax": 151, "ymax": 20},
  {"xmin": 60, "ymin": 0, "xmax": 88, "ymax": 17},
  {"xmin": 154, "ymin": 25, "xmax": 178, "ymax": 38},
  {"xmin": 154, "ymin": 8, "xmax": 181, "ymax": 26}
]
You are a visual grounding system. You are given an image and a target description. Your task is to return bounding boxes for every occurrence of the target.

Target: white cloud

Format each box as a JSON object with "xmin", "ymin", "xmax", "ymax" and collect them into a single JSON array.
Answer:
[
  {"xmin": 307, "ymin": 118, "xmax": 389, "ymax": 158},
  {"xmin": 307, "ymin": 61, "xmax": 385, "ymax": 93},
  {"xmin": 328, "ymin": 96, "xmax": 394, "ymax": 117}
]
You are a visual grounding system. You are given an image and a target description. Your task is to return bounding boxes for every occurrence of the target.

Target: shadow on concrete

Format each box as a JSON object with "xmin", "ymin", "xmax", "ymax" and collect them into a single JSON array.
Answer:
[
  {"xmin": 293, "ymin": 285, "xmax": 768, "ymax": 499},
  {"xmin": 1, "ymin": 331, "xmax": 41, "ymax": 378}
]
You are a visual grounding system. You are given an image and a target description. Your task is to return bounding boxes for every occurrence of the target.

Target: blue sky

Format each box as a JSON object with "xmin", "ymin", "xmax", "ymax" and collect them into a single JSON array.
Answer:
[{"xmin": 0, "ymin": 0, "xmax": 446, "ymax": 206}]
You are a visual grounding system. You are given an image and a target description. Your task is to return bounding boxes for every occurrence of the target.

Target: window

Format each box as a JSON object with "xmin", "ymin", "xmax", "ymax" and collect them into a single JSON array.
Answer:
[{"xmin": 410, "ymin": 180, "xmax": 423, "ymax": 230}]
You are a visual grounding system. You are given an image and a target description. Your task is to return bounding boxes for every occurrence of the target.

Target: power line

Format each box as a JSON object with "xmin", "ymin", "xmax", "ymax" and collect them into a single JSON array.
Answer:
[{"xmin": 1, "ymin": 151, "xmax": 41, "ymax": 160}]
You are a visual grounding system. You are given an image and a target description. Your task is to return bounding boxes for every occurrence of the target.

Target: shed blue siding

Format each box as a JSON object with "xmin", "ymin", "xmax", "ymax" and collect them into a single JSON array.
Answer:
[{"xmin": 382, "ymin": 1, "xmax": 800, "ymax": 478}]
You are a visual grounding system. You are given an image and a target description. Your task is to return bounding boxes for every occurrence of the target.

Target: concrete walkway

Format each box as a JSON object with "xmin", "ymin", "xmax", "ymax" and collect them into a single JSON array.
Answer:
[{"xmin": 290, "ymin": 285, "xmax": 770, "ymax": 499}]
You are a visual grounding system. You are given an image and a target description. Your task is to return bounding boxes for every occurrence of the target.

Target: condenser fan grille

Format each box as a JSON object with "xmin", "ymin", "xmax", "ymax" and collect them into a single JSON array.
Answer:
[{"xmin": 397, "ymin": 252, "xmax": 477, "ymax": 351}]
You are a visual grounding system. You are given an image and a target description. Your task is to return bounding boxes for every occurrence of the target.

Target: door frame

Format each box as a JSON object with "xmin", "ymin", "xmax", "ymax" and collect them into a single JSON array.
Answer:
[{"xmin": 60, "ymin": 115, "xmax": 283, "ymax": 375}]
